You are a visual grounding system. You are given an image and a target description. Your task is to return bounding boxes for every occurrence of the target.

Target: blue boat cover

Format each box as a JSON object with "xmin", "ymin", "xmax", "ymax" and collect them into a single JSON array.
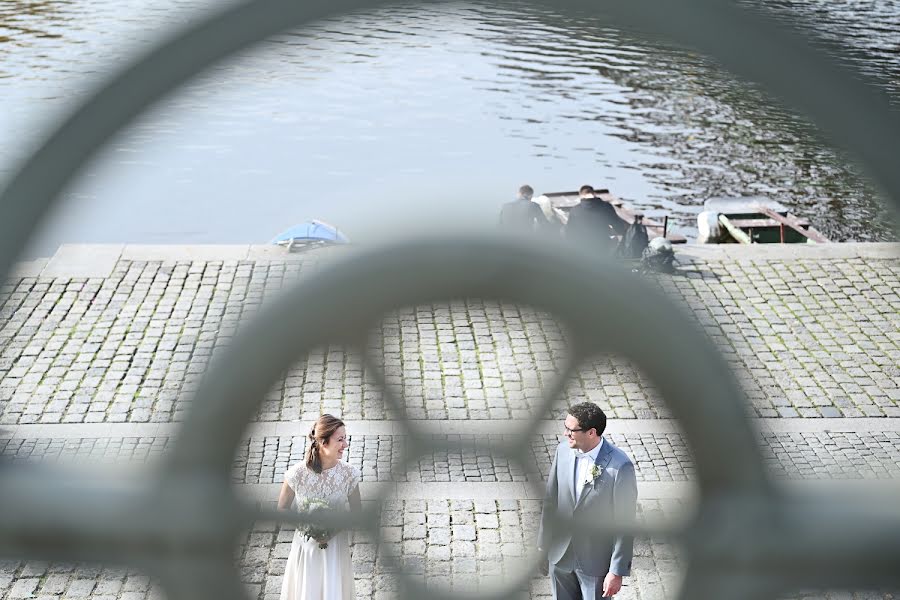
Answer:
[{"xmin": 271, "ymin": 220, "xmax": 350, "ymax": 244}]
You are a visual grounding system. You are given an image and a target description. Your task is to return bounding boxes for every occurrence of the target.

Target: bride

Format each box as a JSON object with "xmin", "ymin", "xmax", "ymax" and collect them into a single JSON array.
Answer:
[{"xmin": 278, "ymin": 414, "xmax": 361, "ymax": 600}]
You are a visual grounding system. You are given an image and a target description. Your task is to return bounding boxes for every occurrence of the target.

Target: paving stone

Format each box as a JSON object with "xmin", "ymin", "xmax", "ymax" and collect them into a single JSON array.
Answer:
[{"xmin": 8, "ymin": 578, "xmax": 39, "ymax": 598}]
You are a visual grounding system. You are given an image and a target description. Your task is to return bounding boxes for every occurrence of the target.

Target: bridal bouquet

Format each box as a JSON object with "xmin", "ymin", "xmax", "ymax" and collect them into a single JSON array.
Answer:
[{"xmin": 296, "ymin": 497, "xmax": 333, "ymax": 549}]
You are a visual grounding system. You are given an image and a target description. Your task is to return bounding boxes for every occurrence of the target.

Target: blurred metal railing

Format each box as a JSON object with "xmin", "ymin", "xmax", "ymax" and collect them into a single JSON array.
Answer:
[{"xmin": 0, "ymin": 1, "xmax": 898, "ymax": 600}]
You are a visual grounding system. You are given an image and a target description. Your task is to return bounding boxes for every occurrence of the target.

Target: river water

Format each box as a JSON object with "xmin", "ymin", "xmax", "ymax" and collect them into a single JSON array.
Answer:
[{"xmin": 1, "ymin": 0, "xmax": 898, "ymax": 256}]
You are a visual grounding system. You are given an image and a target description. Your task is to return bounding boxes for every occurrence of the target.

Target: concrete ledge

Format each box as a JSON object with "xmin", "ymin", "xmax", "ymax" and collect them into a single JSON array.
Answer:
[
  {"xmin": 245, "ymin": 244, "xmax": 335, "ymax": 260},
  {"xmin": 40, "ymin": 244, "xmax": 124, "ymax": 278},
  {"xmin": 117, "ymin": 243, "xmax": 345, "ymax": 263},
  {"xmin": 10, "ymin": 242, "xmax": 898, "ymax": 280},
  {"xmin": 120, "ymin": 244, "xmax": 252, "ymax": 262},
  {"xmin": 235, "ymin": 481, "xmax": 697, "ymax": 503},
  {"xmin": 251, "ymin": 417, "xmax": 900, "ymax": 436},
  {"xmin": 676, "ymin": 242, "xmax": 899, "ymax": 261},
  {"xmin": 3, "ymin": 423, "xmax": 168, "ymax": 439},
  {"xmin": 5, "ymin": 418, "xmax": 898, "ymax": 442},
  {"xmin": 8, "ymin": 244, "xmax": 314, "ymax": 278},
  {"xmin": 8, "ymin": 257, "xmax": 49, "ymax": 278},
  {"xmin": 237, "ymin": 480, "xmax": 900, "ymax": 511}
]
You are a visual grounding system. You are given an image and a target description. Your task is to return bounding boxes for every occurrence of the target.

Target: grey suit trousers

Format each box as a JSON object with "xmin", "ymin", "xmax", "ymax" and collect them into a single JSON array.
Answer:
[{"xmin": 550, "ymin": 546, "xmax": 613, "ymax": 600}]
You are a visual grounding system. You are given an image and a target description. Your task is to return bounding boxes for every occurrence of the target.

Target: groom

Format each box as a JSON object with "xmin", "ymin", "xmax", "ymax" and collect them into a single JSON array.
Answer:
[{"xmin": 538, "ymin": 402, "xmax": 638, "ymax": 599}]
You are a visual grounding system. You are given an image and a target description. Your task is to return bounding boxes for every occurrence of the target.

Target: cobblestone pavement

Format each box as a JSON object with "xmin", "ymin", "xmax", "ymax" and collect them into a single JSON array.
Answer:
[
  {"xmin": 1, "ymin": 247, "xmax": 899, "ymax": 599},
  {"xmin": 1, "ymin": 254, "xmax": 898, "ymax": 424},
  {"xmin": 1, "ymin": 499, "xmax": 896, "ymax": 600},
  {"xmin": 4, "ymin": 431, "xmax": 900, "ymax": 483}
]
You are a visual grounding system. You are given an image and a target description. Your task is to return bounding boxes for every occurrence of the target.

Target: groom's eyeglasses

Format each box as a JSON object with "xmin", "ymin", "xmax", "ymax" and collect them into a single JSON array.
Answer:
[{"xmin": 564, "ymin": 426, "xmax": 584, "ymax": 435}]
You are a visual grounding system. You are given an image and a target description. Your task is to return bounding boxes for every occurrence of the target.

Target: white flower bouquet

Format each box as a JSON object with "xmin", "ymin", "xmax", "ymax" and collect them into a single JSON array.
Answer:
[{"xmin": 296, "ymin": 497, "xmax": 333, "ymax": 549}]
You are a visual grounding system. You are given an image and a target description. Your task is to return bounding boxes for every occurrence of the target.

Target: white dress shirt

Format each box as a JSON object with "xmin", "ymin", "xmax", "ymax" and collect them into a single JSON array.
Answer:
[{"xmin": 574, "ymin": 437, "xmax": 604, "ymax": 501}]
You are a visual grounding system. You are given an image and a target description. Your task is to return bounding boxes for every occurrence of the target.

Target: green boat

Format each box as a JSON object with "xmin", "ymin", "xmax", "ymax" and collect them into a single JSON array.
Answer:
[{"xmin": 697, "ymin": 197, "xmax": 829, "ymax": 244}]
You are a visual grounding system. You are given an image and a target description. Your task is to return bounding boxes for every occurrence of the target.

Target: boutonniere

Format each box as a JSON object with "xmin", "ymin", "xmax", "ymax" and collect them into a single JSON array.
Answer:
[{"xmin": 583, "ymin": 464, "xmax": 600, "ymax": 486}]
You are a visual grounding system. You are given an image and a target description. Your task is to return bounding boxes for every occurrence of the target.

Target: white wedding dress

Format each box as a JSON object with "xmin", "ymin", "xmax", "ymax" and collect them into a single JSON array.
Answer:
[{"xmin": 280, "ymin": 461, "xmax": 361, "ymax": 600}]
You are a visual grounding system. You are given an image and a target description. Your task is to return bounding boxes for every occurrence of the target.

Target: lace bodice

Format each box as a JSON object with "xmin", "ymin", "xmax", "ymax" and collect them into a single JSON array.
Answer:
[{"xmin": 284, "ymin": 461, "xmax": 361, "ymax": 510}]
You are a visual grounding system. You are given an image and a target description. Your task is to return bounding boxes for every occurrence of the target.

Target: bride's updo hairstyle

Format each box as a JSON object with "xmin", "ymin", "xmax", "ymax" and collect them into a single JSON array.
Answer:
[{"xmin": 305, "ymin": 414, "xmax": 345, "ymax": 474}]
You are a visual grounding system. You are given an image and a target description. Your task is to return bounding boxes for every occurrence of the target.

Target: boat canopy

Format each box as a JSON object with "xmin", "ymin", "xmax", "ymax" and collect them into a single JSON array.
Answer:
[
  {"xmin": 704, "ymin": 196, "xmax": 789, "ymax": 215},
  {"xmin": 271, "ymin": 220, "xmax": 350, "ymax": 245}
]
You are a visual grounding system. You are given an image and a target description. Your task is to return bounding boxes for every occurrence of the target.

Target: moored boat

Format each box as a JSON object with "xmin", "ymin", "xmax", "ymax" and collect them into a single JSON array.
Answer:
[
  {"xmin": 534, "ymin": 188, "xmax": 687, "ymax": 244},
  {"xmin": 697, "ymin": 197, "xmax": 828, "ymax": 244},
  {"xmin": 271, "ymin": 220, "xmax": 350, "ymax": 251}
]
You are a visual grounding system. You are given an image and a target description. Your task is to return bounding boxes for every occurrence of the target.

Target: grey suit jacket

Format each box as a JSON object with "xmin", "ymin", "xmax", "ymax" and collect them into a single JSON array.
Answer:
[{"xmin": 538, "ymin": 439, "xmax": 638, "ymax": 577}]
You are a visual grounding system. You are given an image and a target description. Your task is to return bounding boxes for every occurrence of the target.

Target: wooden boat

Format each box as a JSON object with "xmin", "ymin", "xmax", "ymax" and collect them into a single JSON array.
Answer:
[
  {"xmin": 698, "ymin": 197, "xmax": 828, "ymax": 244},
  {"xmin": 535, "ymin": 188, "xmax": 687, "ymax": 244}
]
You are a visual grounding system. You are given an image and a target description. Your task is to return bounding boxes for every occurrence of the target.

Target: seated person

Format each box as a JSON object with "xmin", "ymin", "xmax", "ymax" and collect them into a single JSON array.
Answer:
[
  {"xmin": 499, "ymin": 185, "xmax": 551, "ymax": 233},
  {"xmin": 565, "ymin": 185, "xmax": 626, "ymax": 253}
]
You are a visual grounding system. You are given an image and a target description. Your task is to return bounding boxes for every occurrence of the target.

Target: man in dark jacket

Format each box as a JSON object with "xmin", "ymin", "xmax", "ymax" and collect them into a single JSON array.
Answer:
[
  {"xmin": 565, "ymin": 185, "xmax": 626, "ymax": 254},
  {"xmin": 499, "ymin": 185, "xmax": 550, "ymax": 233}
]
